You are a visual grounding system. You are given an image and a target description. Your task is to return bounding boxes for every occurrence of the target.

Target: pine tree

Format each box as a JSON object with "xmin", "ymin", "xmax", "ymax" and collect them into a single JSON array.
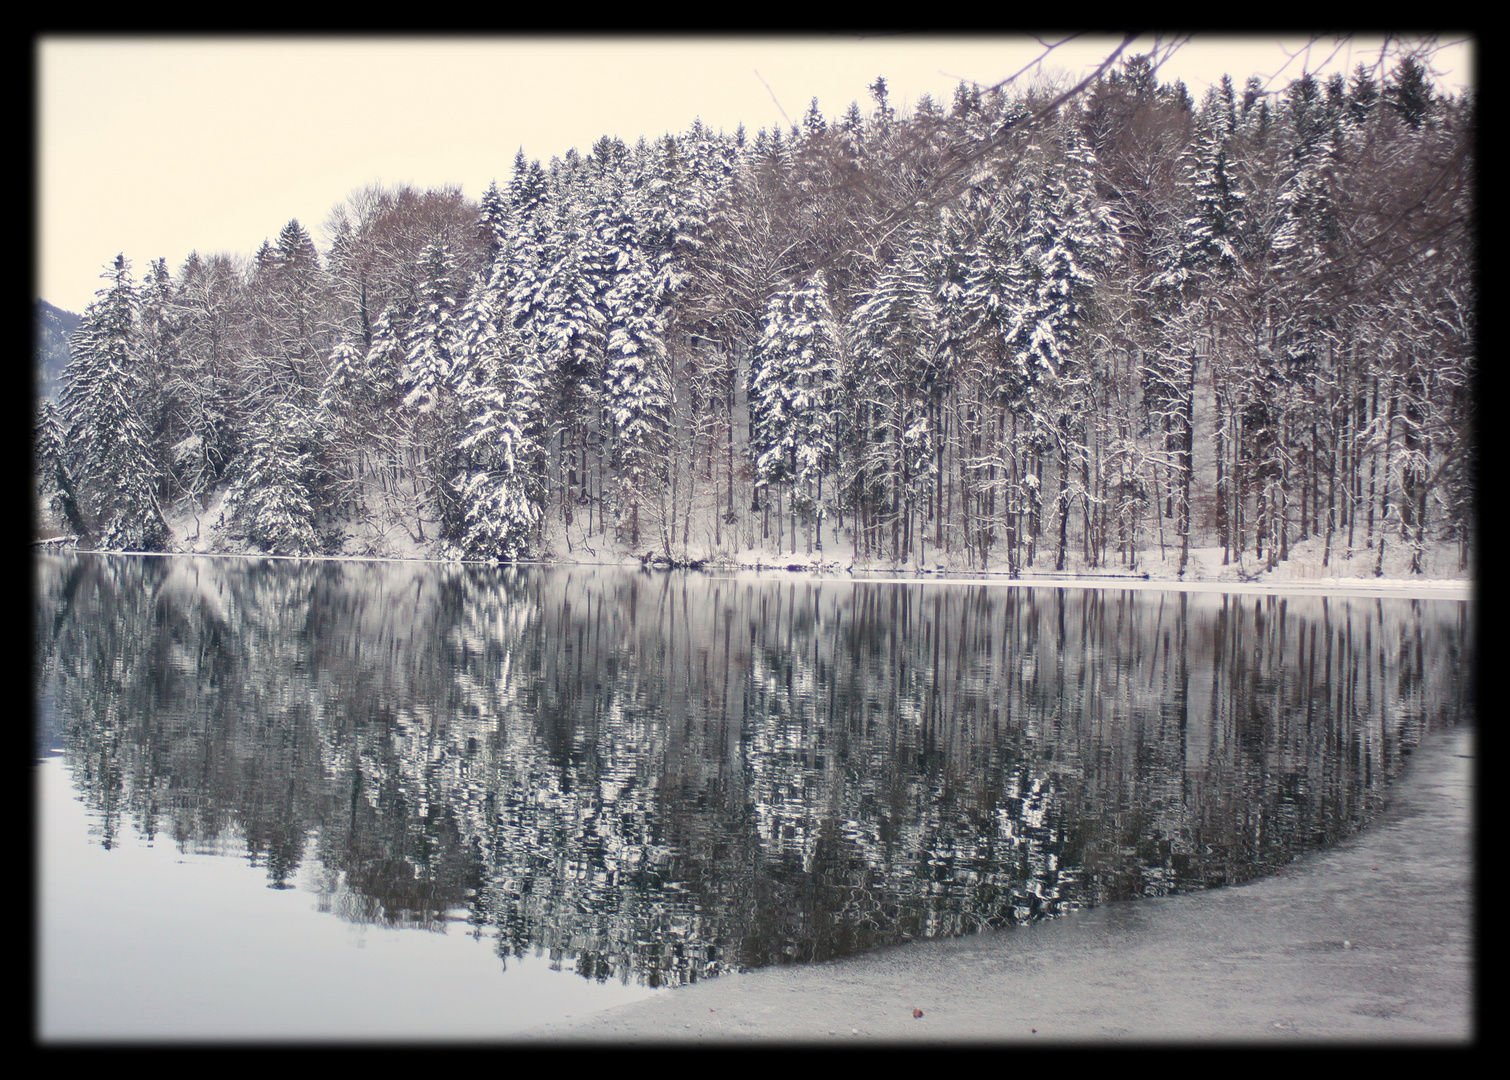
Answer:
[
  {"xmin": 60, "ymin": 256, "xmax": 170, "ymax": 550},
  {"xmin": 1347, "ymin": 64, "xmax": 1380, "ymax": 128},
  {"xmin": 250, "ymin": 220, "xmax": 329, "ymax": 404},
  {"xmin": 479, "ymin": 179, "xmax": 509, "ymax": 257},
  {"xmin": 1386, "ymin": 57, "xmax": 1434, "ymax": 130},
  {"xmin": 1008, "ymin": 125, "xmax": 1120, "ymax": 570},
  {"xmin": 1183, "ymin": 119, "xmax": 1248, "ymax": 276},
  {"xmin": 454, "ymin": 317, "xmax": 547, "ymax": 561},
  {"xmin": 397, "ymin": 243, "xmax": 473, "ymax": 541},
  {"xmin": 847, "ymin": 224, "xmax": 943, "ymax": 564},
  {"xmin": 749, "ymin": 274, "xmax": 841, "ymax": 554},
  {"xmin": 317, "ymin": 337, "xmax": 380, "ymax": 522},
  {"xmin": 319, "ymin": 340, "xmax": 377, "ymax": 420},
  {"xmin": 402, "ymin": 244, "xmax": 463, "ymax": 412},
  {"xmin": 135, "ymin": 257, "xmax": 177, "ymax": 482},
  {"xmin": 34, "ymin": 397, "xmax": 84, "ymax": 535},
  {"xmin": 1214, "ymin": 74, "xmax": 1240, "ymax": 143},
  {"xmin": 221, "ymin": 400, "xmax": 322, "ymax": 555},
  {"xmin": 603, "ymin": 256, "xmax": 670, "ymax": 548},
  {"xmin": 1009, "ymin": 132, "xmax": 1116, "ymax": 387},
  {"xmin": 365, "ymin": 304, "xmax": 407, "ymax": 401},
  {"xmin": 1145, "ymin": 109, "xmax": 1249, "ymax": 574},
  {"xmin": 588, "ymin": 157, "xmax": 676, "ymax": 550}
]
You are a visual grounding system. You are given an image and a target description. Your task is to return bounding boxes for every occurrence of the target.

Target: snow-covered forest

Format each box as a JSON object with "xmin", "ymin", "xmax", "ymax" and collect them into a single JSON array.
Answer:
[{"xmin": 35, "ymin": 55, "xmax": 1474, "ymax": 577}]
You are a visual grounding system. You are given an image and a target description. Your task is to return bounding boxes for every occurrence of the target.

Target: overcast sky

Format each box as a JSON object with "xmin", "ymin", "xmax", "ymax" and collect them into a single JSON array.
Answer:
[{"xmin": 36, "ymin": 34, "xmax": 1473, "ymax": 316}]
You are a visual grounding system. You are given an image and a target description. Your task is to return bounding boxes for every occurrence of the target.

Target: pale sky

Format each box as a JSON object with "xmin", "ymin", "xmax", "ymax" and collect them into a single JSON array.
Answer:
[{"xmin": 36, "ymin": 34, "xmax": 1473, "ymax": 316}]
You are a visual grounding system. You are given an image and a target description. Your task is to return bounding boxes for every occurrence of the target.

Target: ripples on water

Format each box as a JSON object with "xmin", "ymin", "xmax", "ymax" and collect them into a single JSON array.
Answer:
[{"xmin": 36, "ymin": 554, "xmax": 1471, "ymax": 1003}]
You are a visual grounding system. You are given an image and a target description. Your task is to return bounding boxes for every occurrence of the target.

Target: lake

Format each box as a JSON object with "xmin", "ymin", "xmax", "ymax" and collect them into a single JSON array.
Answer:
[{"xmin": 35, "ymin": 554, "xmax": 1473, "ymax": 1041}]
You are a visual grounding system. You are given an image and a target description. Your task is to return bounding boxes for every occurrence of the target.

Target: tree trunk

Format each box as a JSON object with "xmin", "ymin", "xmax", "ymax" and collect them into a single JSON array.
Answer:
[{"xmin": 1374, "ymin": 389, "xmax": 1396, "ymax": 578}]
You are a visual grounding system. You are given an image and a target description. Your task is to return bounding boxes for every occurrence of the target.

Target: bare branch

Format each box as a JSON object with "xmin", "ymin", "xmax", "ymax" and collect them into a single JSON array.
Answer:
[{"xmin": 753, "ymin": 69, "xmax": 794, "ymax": 130}]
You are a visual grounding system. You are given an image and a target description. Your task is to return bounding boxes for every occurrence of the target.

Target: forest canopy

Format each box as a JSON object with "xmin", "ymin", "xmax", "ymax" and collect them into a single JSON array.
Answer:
[{"xmin": 36, "ymin": 50, "xmax": 1474, "ymax": 578}]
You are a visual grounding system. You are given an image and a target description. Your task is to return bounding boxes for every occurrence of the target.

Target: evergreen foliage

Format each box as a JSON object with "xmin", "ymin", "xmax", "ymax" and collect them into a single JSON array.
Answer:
[
  {"xmin": 749, "ymin": 275, "xmax": 841, "ymax": 495},
  {"xmin": 59, "ymin": 256, "xmax": 170, "ymax": 550},
  {"xmin": 222, "ymin": 400, "xmax": 322, "ymax": 555},
  {"xmin": 455, "ymin": 316, "xmax": 546, "ymax": 560},
  {"xmin": 49, "ymin": 50, "xmax": 1472, "ymax": 573}
]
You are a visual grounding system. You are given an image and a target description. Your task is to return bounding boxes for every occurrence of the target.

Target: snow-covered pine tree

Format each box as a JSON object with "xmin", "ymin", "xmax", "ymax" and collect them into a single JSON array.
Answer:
[
  {"xmin": 319, "ymin": 339, "xmax": 377, "ymax": 420},
  {"xmin": 1267, "ymin": 80, "xmax": 1347, "ymax": 568},
  {"xmin": 1184, "ymin": 118, "xmax": 1248, "ymax": 276},
  {"xmin": 34, "ymin": 397, "xmax": 63, "ymax": 499},
  {"xmin": 1347, "ymin": 64, "xmax": 1380, "ymax": 129},
  {"xmin": 946, "ymin": 176, "xmax": 1015, "ymax": 569},
  {"xmin": 221, "ymin": 400, "xmax": 322, "ymax": 556},
  {"xmin": 317, "ymin": 338, "xmax": 380, "ymax": 522},
  {"xmin": 1008, "ymin": 123, "xmax": 1120, "ymax": 571},
  {"xmin": 1386, "ymin": 57, "xmax": 1435, "ymax": 130},
  {"xmin": 262, "ymin": 220, "xmax": 329, "ymax": 402},
  {"xmin": 501, "ymin": 157, "xmax": 551, "ymax": 338},
  {"xmin": 1214, "ymin": 74, "xmax": 1240, "ymax": 144},
  {"xmin": 602, "ymin": 257, "xmax": 670, "ymax": 550},
  {"xmin": 590, "ymin": 155, "xmax": 676, "ymax": 551},
  {"xmin": 365, "ymin": 304, "xmax": 407, "ymax": 402},
  {"xmin": 454, "ymin": 313, "xmax": 547, "ymax": 561},
  {"xmin": 402, "ymin": 243, "xmax": 462, "ymax": 413},
  {"xmin": 135, "ymin": 257, "xmax": 178, "ymax": 487},
  {"xmin": 640, "ymin": 134, "xmax": 700, "ymax": 303},
  {"xmin": 534, "ymin": 191, "xmax": 608, "ymax": 536},
  {"xmin": 1142, "ymin": 108, "xmax": 1249, "ymax": 576},
  {"xmin": 60, "ymin": 255, "xmax": 171, "ymax": 550},
  {"xmin": 847, "ymin": 222, "xmax": 944, "ymax": 565},
  {"xmin": 748, "ymin": 274, "xmax": 841, "ymax": 555},
  {"xmin": 34, "ymin": 397, "xmax": 84, "ymax": 536},
  {"xmin": 400, "ymin": 243, "xmax": 472, "ymax": 541},
  {"xmin": 479, "ymin": 179, "xmax": 508, "ymax": 259}
]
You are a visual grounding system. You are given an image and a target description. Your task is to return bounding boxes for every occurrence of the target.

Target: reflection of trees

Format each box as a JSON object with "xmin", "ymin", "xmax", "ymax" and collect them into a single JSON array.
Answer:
[{"xmin": 38, "ymin": 554, "xmax": 1470, "ymax": 985}]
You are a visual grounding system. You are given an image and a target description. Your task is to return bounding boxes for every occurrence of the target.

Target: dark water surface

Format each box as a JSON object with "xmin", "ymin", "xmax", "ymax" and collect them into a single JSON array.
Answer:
[{"xmin": 35, "ymin": 554, "xmax": 1472, "ymax": 1039}]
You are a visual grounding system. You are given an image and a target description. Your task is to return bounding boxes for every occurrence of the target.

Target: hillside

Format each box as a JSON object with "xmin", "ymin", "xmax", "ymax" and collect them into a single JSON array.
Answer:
[{"xmin": 35, "ymin": 299, "xmax": 80, "ymax": 402}]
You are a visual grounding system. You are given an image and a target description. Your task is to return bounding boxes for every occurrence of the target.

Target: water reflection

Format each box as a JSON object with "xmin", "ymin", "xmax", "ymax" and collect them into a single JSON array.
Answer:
[{"xmin": 36, "ymin": 554, "xmax": 1472, "ymax": 988}]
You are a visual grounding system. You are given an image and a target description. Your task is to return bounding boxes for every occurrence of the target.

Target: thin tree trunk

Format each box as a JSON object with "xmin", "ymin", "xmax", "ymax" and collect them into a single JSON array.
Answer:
[
  {"xmin": 1365, "ymin": 376, "xmax": 1379, "ymax": 549},
  {"xmin": 1374, "ymin": 389, "xmax": 1396, "ymax": 578},
  {"xmin": 1178, "ymin": 355, "xmax": 1195, "ymax": 578}
]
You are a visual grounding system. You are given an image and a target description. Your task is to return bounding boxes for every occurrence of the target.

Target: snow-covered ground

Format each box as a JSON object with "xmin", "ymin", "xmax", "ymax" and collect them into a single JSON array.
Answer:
[{"xmin": 71, "ymin": 490, "xmax": 1467, "ymax": 603}]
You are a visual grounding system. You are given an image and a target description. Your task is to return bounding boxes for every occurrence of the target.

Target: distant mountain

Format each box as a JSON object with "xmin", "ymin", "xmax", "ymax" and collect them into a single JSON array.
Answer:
[{"xmin": 35, "ymin": 300, "xmax": 81, "ymax": 402}]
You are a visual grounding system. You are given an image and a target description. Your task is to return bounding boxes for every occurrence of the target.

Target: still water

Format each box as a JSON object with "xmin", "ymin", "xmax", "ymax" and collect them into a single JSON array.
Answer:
[{"xmin": 36, "ymin": 554, "xmax": 1472, "ymax": 1040}]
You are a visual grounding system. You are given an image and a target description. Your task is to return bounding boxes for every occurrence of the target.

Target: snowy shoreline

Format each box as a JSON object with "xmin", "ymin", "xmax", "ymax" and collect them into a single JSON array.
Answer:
[
  {"xmin": 519, "ymin": 724, "xmax": 1474, "ymax": 1044},
  {"xmin": 53, "ymin": 544, "xmax": 1471, "ymax": 601}
]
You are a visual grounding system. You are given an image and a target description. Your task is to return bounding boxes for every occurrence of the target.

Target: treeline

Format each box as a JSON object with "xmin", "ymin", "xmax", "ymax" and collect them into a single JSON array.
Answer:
[{"xmin": 35, "ymin": 55, "xmax": 1474, "ymax": 575}]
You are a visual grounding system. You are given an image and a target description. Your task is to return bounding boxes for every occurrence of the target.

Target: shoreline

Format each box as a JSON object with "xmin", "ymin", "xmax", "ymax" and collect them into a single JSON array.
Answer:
[
  {"xmin": 41, "ymin": 547, "xmax": 1472, "ymax": 602},
  {"xmin": 518, "ymin": 723, "xmax": 1475, "ymax": 1045}
]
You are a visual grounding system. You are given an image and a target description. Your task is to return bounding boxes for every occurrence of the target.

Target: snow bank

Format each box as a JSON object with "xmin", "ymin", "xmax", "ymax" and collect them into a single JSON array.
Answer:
[{"xmin": 65, "ymin": 489, "xmax": 1471, "ymax": 603}]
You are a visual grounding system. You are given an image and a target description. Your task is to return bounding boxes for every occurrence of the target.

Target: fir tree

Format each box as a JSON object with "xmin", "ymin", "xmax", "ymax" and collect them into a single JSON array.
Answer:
[
  {"xmin": 1008, "ymin": 126, "xmax": 1120, "ymax": 570},
  {"xmin": 847, "ymin": 223, "xmax": 945, "ymax": 565},
  {"xmin": 60, "ymin": 256, "xmax": 170, "ymax": 550},
  {"xmin": 1386, "ymin": 57, "xmax": 1434, "ymax": 130},
  {"xmin": 455, "ymin": 318, "xmax": 546, "ymax": 560},
  {"xmin": 364, "ymin": 305, "xmax": 407, "ymax": 404},
  {"xmin": 750, "ymin": 275, "xmax": 841, "ymax": 495},
  {"xmin": 319, "ymin": 340, "xmax": 377, "ymax": 420},
  {"xmin": 251, "ymin": 220, "xmax": 329, "ymax": 403},
  {"xmin": 34, "ymin": 397, "xmax": 84, "ymax": 535},
  {"xmin": 222, "ymin": 400, "xmax": 322, "ymax": 556},
  {"xmin": 1347, "ymin": 64, "xmax": 1380, "ymax": 127},
  {"xmin": 403, "ymin": 244, "xmax": 463, "ymax": 412}
]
